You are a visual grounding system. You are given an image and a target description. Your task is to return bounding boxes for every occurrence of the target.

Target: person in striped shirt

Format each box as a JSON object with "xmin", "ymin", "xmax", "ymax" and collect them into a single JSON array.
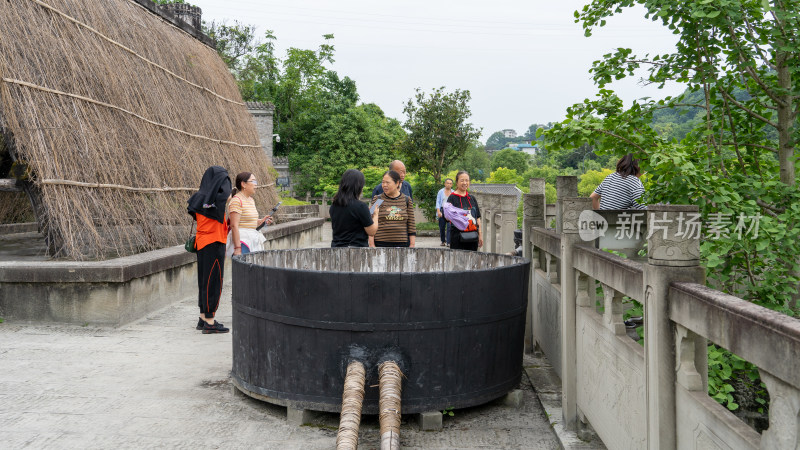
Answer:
[
  {"xmin": 369, "ymin": 170, "xmax": 416, "ymax": 247},
  {"xmin": 227, "ymin": 172, "xmax": 273, "ymax": 256},
  {"xmin": 590, "ymin": 154, "xmax": 647, "ymax": 210}
]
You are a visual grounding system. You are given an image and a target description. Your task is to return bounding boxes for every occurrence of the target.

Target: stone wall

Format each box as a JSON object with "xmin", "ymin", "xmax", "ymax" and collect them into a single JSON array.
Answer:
[
  {"xmin": 0, "ymin": 218, "xmax": 324, "ymax": 326},
  {"xmin": 246, "ymin": 102, "xmax": 275, "ymax": 163}
]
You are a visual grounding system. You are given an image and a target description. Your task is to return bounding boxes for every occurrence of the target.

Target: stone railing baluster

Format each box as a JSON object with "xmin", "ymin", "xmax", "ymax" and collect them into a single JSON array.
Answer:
[
  {"xmin": 759, "ymin": 370, "xmax": 800, "ymax": 449},
  {"xmin": 674, "ymin": 324, "xmax": 704, "ymax": 392},
  {"xmin": 601, "ymin": 283, "xmax": 625, "ymax": 335}
]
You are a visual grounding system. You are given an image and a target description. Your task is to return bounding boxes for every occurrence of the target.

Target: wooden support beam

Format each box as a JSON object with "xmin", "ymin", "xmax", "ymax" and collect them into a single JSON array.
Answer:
[{"xmin": 0, "ymin": 178, "xmax": 22, "ymax": 192}]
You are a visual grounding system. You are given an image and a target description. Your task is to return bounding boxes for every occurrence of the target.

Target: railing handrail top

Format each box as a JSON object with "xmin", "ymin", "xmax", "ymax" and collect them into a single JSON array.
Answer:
[
  {"xmin": 573, "ymin": 245, "xmax": 644, "ymax": 274},
  {"xmin": 532, "ymin": 227, "xmax": 560, "ymax": 239},
  {"xmin": 671, "ymin": 282, "xmax": 800, "ymax": 342}
]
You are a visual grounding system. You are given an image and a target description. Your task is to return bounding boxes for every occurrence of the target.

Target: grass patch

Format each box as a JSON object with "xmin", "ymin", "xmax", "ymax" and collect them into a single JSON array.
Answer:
[
  {"xmin": 416, "ymin": 221, "xmax": 439, "ymax": 231},
  {"xmin": 278, "ymin": 195, "xmax": 311, "ymax": 206}
]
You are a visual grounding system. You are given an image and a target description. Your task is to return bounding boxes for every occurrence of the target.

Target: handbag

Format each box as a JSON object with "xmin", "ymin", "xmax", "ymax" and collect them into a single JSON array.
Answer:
[
  {"xmin": 459, "ymin": 230, "xmax": 479, "ymax": 243},
  {"xmin": 185, "ymin": 221, "xmax": 197, "ymax": 253}
]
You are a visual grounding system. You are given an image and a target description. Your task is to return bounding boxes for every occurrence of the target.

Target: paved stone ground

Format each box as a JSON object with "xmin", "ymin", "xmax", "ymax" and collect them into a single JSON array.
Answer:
[{"xmin": 0, "ymin": 224, "xmax": 563, "ymax": 449}]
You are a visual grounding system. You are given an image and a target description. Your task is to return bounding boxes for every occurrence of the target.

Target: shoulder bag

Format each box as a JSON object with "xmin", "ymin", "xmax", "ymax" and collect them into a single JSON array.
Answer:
[{"xmin": 185, "ymin": 220, "xmax": 197, "ymax": 253}]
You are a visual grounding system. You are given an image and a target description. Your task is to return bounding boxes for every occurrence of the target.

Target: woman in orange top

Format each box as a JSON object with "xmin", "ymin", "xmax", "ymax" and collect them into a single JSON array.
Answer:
[{"xmin": 187, "ymin": 166, "xmax": 231, "ymax": 334}]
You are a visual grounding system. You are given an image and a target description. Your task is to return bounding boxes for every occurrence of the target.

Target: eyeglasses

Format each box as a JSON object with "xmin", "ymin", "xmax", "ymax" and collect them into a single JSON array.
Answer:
[{"xmin": 247, "ymin": 180, "xmax": 258, "ymax": 185}]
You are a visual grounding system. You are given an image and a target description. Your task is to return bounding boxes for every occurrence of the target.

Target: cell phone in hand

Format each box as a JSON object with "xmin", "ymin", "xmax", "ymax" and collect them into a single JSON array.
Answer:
[
  {"xmin": 256, "ymin": 202, "xmax": 282, "ymax": 231},
  {"xmin": 370, "ymin": 198, "xmax": 384, "ymax": 214}
]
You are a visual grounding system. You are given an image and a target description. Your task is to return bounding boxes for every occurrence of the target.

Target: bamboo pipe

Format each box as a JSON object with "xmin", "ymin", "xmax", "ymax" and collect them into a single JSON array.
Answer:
[
  {"xmin": 378, "ymin": 361, "xmax": 403, "ymax": 450},
  {"xmin": 336, "ymin": 361, "xmax": 366, "ymax": 450}
]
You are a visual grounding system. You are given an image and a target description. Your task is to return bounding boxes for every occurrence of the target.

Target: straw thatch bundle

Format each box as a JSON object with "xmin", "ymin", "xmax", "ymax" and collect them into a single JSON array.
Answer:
[{"xmin": 0, "ymin": 0, "xmax": 278, "ymax": 260}]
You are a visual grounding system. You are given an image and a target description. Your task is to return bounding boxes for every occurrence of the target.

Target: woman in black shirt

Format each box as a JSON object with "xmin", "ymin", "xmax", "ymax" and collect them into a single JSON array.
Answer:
[
  {"xmin": 329, "ymin": 169, "xmax": 380, "ymax": 247},
  {"xmin": 447, "ymin": 171, "xmax": 483, "ymax": 251}
]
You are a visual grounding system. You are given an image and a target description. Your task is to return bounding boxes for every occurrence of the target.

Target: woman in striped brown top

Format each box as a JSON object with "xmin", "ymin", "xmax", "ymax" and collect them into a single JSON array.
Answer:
[{"xmin": 369, "ymin": 170, "xmax": 416, "ymax": 248}]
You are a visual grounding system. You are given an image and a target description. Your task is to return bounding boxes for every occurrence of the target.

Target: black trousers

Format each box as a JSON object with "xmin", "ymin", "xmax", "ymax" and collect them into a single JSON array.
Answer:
[
  {"xmin": 197, "ymin": 242, "xmax": 225, "ymax": 319},
  {"xmin": 438, "ymin": 216, "xmax": 451, "ymax": 244}
]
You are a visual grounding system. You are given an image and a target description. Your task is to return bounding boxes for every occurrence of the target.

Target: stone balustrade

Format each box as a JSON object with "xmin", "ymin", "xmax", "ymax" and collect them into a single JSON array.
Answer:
[
  {"xmin": 525, "ymin": 175, "xmax": 800, "ymax": 449},
  {"xmin": 470, "ymin": 190, "xmax": 519, "ymax": 255}
]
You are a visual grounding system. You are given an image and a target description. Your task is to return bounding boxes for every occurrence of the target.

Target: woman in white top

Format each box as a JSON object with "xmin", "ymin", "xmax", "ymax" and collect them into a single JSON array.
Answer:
[
  {"xmin": 590, "ymin": 154, "xmax": 646, "ymax": 210},
  {"xmin": 227, "ymin": 171, "xmax": 273, "ymax": 256}
]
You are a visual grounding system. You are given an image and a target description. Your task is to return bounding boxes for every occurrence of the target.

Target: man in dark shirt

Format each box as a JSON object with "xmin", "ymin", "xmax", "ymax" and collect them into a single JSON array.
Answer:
[{"xmin": 372, "ymin": 160, "xmax": 413, "ymax": 199}]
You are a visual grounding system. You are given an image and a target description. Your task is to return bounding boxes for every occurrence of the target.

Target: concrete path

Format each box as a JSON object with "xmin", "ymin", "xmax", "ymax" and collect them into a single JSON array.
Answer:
[{"xmin": 0, "ymin": 224, "xmax": 563, "ymax": 449}]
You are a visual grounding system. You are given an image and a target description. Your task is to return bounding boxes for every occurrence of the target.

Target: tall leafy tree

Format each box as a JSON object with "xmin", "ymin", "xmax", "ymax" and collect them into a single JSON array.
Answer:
[
  {"xmin": 302, "ymin": 103, "xmax": 405, "ymax": 190},
  {"xmin": 401, "ymin": 87, "xmax": 481, "ymax": 184},
  {"xmin": 544, "ymin": 0, "xmax": 800, "ymax": 416},
  {"xmin": 490, "ymin": 148, "xmax": 529, "ymax": 173},
  {"xmin": 485, "ymin": 131, "xmax": 508, "ymax": 150},
  {"xmin": 546, "ymin": 0, "xmax": 800, "ymax": 313},
  {"xmin": 449, "ymin": 143, "xmax": 491, "ymax": 181}
]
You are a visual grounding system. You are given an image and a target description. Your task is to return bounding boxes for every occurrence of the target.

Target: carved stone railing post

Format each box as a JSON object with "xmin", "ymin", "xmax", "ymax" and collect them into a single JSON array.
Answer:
[
  {"xmin": 556, "ymin": 176, "xmax": 578, "ymax": 234},
  {"xmin": 601, "ymin": 283, "xmax": 625, "ymax": 335},
  {"xmin": 320, "ymin": 192, "xmax": 329, "ymax": 219},
  {"xmin": 481, "ymin": 194, "xmax": 494, "ymax": 253},
  {"xmin": 524, "ymin": 178, "xmax": 546, "ymax": 260},
  {"xmin": 559, "ymin": 196, "xmax": 593, "ymax": 431},
  {"xmin": 545, "ymin": 252, "xmax": 559, "ymax": 285},
  {"xmin": 502, "ymin": 194, "xmax": 518, "ymax": 254},
  {"xmin": 575, "ymin": 271, "xmax": 594, "ymax": 308},
  {"xmin": 644, "ymin": 205, "xmax": 704, "ymax": 449},
  {"xmin": 760, "ymin": 371, "xmax": 800, "ymax": 449},
  {"xmin": 494, "ymin": 212, "xmax": 503, "ymax": 253},
  {"xmin": 524, "ymin": 179, "xmax": 547, "ymax": 353},
  {"xmin": 674, "ymin": 324, "xmax": 704, "ymax": 392}
]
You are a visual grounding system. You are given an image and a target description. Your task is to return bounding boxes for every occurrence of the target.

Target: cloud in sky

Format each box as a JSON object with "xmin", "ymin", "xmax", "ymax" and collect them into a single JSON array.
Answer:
[{"xmin": 195, "ymin": 0, "xmax": 685, "ymax": 140}]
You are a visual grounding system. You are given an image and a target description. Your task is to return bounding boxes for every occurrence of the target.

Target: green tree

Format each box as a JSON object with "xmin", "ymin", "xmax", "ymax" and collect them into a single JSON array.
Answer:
[
  {"xmin": 490, "ymin": 148, "xmax": 529, "ymax": 173},
  {"xmin": 204, "ymin": 21, "xmax": 259, "ymax": 76},
  {"xmin": 448, "ymin": 143, "xmax": 491, "ymax": 181},
  {"xmin": 401, "ymin": 87, "xmax": 481, "ymax": 184},
  {"xmin": 302, "ymin": 103, "xmax": 405, "ymax": 193},
  {"xmin": 485, "ymin": 131, "xmax": 508, "ymax": 150},
  {"xmin": 486, "ymin": 167, "xmax": 520, "ymax": 184},
  {"xmin": 546, "ymin": 0, "xmax": 800, "ymax": 413},
  {"xmin": 524, "ymin": 123, "xmax": 553, "ymax": 140},
  {"xmin": 577, "ymin": 169, "xmax": 613, "ymax": 197}
]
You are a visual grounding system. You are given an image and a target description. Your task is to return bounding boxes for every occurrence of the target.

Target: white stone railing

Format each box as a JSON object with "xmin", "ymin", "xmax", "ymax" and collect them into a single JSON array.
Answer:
[
  {"xmin": 525, "ymin": 175, "xmax": 800, "ymax": 449},
  {"xmin": 470, "ymin": 191, "xmax": 518, "ymax": 254}
]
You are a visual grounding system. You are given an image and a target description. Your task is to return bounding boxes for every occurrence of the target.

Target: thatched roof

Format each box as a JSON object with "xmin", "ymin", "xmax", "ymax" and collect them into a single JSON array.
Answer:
[{"xmin": 0, "ymin": 0, "xmax": 278, "ymax": 260}]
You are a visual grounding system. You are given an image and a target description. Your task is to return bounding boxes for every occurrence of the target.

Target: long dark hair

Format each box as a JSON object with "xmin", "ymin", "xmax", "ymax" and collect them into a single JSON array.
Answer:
[
  {"xmin": 616, "ymin": 154, "xmax": 640, "ymax": 178},
  {"xmin": 332, "ymin": 169, "xmax": 365, "ymax": 206},
  {"xmin": 231, "ymin": 171, "xmax": 253, "ymax": 196}
]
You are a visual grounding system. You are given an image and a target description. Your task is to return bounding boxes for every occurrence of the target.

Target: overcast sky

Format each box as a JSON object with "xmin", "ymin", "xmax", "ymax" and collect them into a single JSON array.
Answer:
[{"xmin": 194, "ymin": 0, "xmax": 685, "ymax": 141}]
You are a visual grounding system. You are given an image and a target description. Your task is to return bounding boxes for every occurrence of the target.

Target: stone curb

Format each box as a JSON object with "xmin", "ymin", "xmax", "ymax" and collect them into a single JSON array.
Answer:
[{"xmin": 524, "ymin": 354, "xmax": 607, "ymax": 450}]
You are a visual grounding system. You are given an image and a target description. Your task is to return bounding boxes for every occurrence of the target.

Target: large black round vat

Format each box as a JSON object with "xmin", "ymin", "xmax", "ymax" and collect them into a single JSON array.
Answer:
[{"xmin": 231, "ymin": 248, "xmax": 530, "ymax": 414}]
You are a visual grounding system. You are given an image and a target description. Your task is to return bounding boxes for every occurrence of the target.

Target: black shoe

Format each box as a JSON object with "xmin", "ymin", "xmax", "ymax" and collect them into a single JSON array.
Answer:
[
  {"xmin": 202, "ymin": 321, "xmax": 229, "ymax": 334},
  {"xmin": 624, "ymin": 320, "xmax": 637, "ymax": 329},
  {"xmin": 197, "ymin": 318, "xmax": 225, "ymax": 330}
]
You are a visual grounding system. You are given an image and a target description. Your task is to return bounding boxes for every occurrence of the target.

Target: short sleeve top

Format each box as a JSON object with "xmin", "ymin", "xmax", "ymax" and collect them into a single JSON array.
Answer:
[
  {"xmin": 330, "ymin": 200, "xmax": 374, "ymax": 247},
  {"xmin": 593, "ymin": 172, "xmax": 646, "ymax": 210},
  {"xmin": 228, "ymin": 194, "xmax": 259, "ymax": 229}
]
